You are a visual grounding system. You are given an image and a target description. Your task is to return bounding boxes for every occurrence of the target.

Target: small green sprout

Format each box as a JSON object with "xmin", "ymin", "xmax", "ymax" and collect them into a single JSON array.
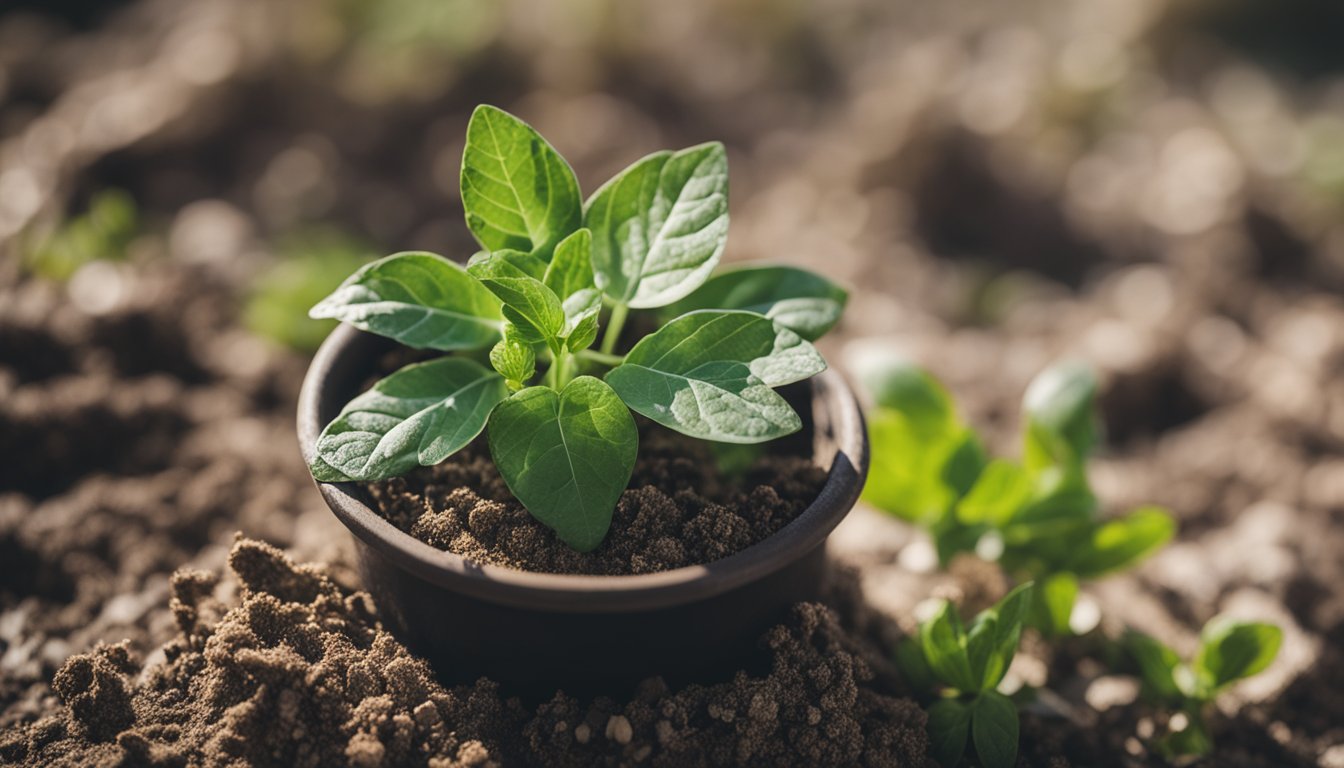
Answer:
[
  {"xmin": 861, "ymin": 359, "xmax": 1175, "ymax": 635},
  {"xmin": 309, "ymin": 105, "xmax": 847, "ymax": 552},
  {"xmin": 23, "ymin": 190, "xmax": 137, "ymax": 281},
  {"xmin": 1126, "ymin": 618, "xmax": 1282, "ymax": 758},
  {"xmin": 904, "ymin": 583, "xmax": 1035, "ymax": 768}
]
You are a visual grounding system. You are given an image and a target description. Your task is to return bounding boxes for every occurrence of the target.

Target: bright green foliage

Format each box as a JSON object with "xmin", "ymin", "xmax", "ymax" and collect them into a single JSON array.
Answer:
[
  {"xmin": 861, "ymin": 359, "xmax": 1175, "ymax": 635},
  {"xmin": 311, "ymin": 358, "xmax": 508, "ymax": 482},
  {"xmin": 667, "ymin": 265, "xmax": 848, "ymax": 341},
  {"xmin": 460, "ymin": 105, "xmax": 581, "ymax": 261},
  {"xmin": 310, "ymin": 105, "xmax": 842, "ymax": 550},
  {"xmin": 1126, "ymin": 618, "xmax": 1282, "ymax": 757},
  {"xmin": 585, "ymin": 142, "xmax": 729, "ymax": 309},
  {"xmin": 310, "ymin": 251, "xmax": 502, "ymax": 350},
  {"xmin": 23, "ymin": 190, "xmax": 137, "ymax": 281},
  {"xmin": 488, "ymin": 377, "xmax": 637, "ymax": 551},
  {"xmin": 916, "ymin": 584, "xmax": 1034, "ymax": 768}
]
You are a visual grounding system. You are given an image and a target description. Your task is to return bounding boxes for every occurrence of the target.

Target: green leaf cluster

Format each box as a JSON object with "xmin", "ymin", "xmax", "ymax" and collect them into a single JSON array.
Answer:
[
  {"xmin": 861, "ymin": 359, "xmax": 1176, "ymax": 635},
  {"xmin": 1126, "ymin": 618, "xmax": 1282, "ymax": 757},
  {"xmin": 309, "ymin": 105, "xmax": 846, "ymax": 552},
  {"xmin": 908, "ymin": 584, "xmax": 1034, "ymax": 768},
  {"xmin": 22, "ymin": 190, "xmax": 137, "ymax": 281}
]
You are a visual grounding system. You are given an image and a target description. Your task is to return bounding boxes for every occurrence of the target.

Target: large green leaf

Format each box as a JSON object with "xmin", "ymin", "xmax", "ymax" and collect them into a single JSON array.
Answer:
[
  {"xmin": 309, "ymin": 252, "xmax": 502, "ymax": 350},
  {"xmin": 667, "ymin": 265, "xmax": 848, "ymax": 341},
  {"xmin": 926, "ymin": 699, "xmax": 971, "ymax": 768},
  {"xmin": 604, "ymin": 310, "xmax": 823, "ymax": 443},
  {"xmin": 1195, "ymin": 619, "xmax": 1282, "ymax": 692},
  {"xmin": 311, "ymin": 358, "xmax": 508, "ymax": 482},
  {"xmin": 585, "ymin": 143, "xmax": 728, "ymax": 308},
  {"xmin": 487, "ymin": 376, "xmax": 637, "ymax": 551},
  {"xmin": 544, "ymin": 228, "xmax": 595, "ymax": 299},
  {"xmin": 621, "ymin": 310, "xmax": 824, "ymax": 387},
  {"xmin": 971, "ymin": 691, "xmax": 1020, "ymax": 768},
  {"xmin": 460, "ymin": 105, "xmax": 581, "ymax": 260},
  {"xmin": 468, "ymin": 252, "xmax": 566, "ymax": 345}
]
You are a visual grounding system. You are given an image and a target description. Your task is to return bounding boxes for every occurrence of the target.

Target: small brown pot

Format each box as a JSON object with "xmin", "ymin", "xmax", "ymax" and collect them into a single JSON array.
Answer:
[{"xmin": 298, "ymin": 324, "xmax": 868, "ymax": 694}]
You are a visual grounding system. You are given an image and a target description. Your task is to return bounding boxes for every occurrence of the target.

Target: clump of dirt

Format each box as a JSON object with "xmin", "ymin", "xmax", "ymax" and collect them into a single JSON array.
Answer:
[
  {"xmin": 368, "ymin": 428, "xmax": 828, "ymax": 575},
  {"xmin": 0, "ymin": 537, "xmax": 933, "ymax": 768}
]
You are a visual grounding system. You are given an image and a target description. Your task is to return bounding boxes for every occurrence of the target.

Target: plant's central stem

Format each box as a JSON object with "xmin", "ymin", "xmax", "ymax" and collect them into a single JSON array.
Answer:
[{"xmin": 600, "ymin": 302, "xmax": 628, "ymax": 356}]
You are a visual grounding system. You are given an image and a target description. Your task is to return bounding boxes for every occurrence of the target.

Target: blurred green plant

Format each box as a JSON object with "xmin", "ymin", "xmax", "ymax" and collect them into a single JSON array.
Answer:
[
  {"xmin": 1126, "ymin": 618, "xmax": 1282, "ymax": 758},
  {"xmin": 244, "ymin": 229, "xmax": 372, "ymax": 351},
  {"xmin": 861, "ymin": 358, "xmax": 1175, "ymax": 636},
  {"xmin": 23, "ymin": 191, "xmax": 137, "ymax": 281},
  {"xmin": 900, "ymin": 584, "xmax": 1035, "ymax": 768},
  {"xmin": 292, "ymin": 0, "xmax": 503, "ymax": 101}
]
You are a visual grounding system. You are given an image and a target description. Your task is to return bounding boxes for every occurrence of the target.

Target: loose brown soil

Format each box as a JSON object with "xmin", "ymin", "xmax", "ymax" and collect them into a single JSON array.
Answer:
[
  {"xmin": 367, "ymin": 429, "xmax": 827, "ymax": 575},
  {"xmin": 0, "ymin": 537, "xmax": 932, "ymax": 768}
]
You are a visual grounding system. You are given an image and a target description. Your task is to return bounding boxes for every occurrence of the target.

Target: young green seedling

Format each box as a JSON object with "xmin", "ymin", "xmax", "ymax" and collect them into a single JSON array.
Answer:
[
  {"xmin": 309, "ymin": 104, "xmax": 847, "ymax": 552},
  {"xmin": 908, "ymin": 583, "xmax": 1035, "ymax": 768},
  {"xmin": 861, "ymin": 358, "xmax": 1175, "ymax": 635},
  {"xmin": 1126, "ymin": 618, "xmax": 1282, "ymax": 758}
]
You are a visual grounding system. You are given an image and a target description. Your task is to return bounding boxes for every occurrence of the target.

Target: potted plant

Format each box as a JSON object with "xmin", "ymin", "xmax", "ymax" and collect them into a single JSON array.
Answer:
[{"xmin": 297, "ymin": 105, "xmax": 866, "ymax": 691}]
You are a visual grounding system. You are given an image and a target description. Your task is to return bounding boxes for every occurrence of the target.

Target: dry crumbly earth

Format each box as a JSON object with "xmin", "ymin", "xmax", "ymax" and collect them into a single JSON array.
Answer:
[{"xmin": 368, "ymin": 430, "xmax": 827, "ymax": 575}]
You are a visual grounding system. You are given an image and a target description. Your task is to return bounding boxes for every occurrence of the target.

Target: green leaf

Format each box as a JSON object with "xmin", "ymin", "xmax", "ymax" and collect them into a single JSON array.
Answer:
[
  {"xmin": 1124, "ymin": 630, "xmax": 1184, "ymax": 701},
  {"xmin": 622, "ymin": 310, "xmax": 824, "ymax": 387},
  {"xmin": 920, "ymin": 600, "xmax": 978, "ymax": 693},
  {"xmin": 957, "ymin": 460, "xmax": 1033, "ymax": 526},
  {"xmin": 1070, "ymin": 506, "xmax": 1176, "ymax": 578},
  {"xmin": 309, "ymin": 252, "xmax": 503, "ymax": 350},
  {"xmin": 469, "ymin": 247, "xmax": 548, "ymax": 279},
  {"xmin": 460, "ymin": 104, "xmax": 581, "ymax": 260},
  {"xmin": 860, "ymin": 359, "xmax": 957, "ymax": 439},
  {"xmin": 1023, "ymin": 361, "xmax": 1099, "ymax": 471},
  {"xmin": 490, "ymin": 334, "xmax": 536, "ymax": 388},
  {"xmin": 585, "ymin": 142, "xmax": 728, "ymax": 308},
  {"xmin": 1195, "ymin": 619, "xmax": 1282, "ymax": 692},
  {"xmin": 1030, "ymin": 572, "xmax": 1079, "ymax": 636},
  {"xmin": 666, "ymin": 265, "xmax": 848, "ymax": 341},
  {"xmin": 971, "ymin": 691, "xmax": 1020, "ymax": 768},
  {"xmin": 487, "ymin": 376, "xmax": 637, "ymax": 551},
  {"xmin": 604, "ymin": 311, "xmax": 823, "ymax": 443},
  {"xmin": 926, "ymin": 698, "xmax": 972, "ymax": 768},
  {"xmin": 468, "ymin": 252, "xmax": 566, "ymax": 345},
  {"xmin": 544, "ymin": 228, "xmax": 595, "ymax": 299},
  {"xmin": 966, "ymin": 582, "xmax": 1033, "ymax": 690},
  {"xmin": 562, "ymin": 288, "xmax": 602, "ymax": 352},
  {"xmin": 311, "ymin": 358, "xmax": 508, "ymax": 482}
]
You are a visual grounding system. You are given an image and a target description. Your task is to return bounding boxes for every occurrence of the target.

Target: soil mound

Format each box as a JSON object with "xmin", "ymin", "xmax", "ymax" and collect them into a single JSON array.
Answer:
[{"xmin": 0, "ymin": 537, "xmax": 931, "ymax": 768}]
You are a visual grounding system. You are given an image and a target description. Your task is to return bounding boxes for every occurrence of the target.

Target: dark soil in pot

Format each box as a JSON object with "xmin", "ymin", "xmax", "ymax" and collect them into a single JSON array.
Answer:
[{"xmin": 367, "ymin": 427, "xmax": 827, "ymax": 575}]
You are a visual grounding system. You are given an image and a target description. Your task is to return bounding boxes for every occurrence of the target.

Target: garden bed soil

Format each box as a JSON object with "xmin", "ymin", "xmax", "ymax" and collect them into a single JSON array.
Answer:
[
  {"xmin": 1, "ymin": 537, "xmax": 933, "ymax": 768},
  {"xmin": 366, "ymin": 428, "xmax": 828, "ymax": 575}
]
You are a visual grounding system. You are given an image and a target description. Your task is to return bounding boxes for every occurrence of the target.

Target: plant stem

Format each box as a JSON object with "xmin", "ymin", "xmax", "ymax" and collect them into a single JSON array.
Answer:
[
  {"xmin": 600, "ymin": 302, "xmax": 628, "ymax": 356},
  {"xmin": 578, "ymin": 349, "xmax": 624, "ymax": 367}
]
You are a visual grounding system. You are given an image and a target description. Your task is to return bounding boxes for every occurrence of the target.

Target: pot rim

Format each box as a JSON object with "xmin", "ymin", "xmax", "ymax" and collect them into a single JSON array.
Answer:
[{"xmin": 298, "ymin": 324, "xmax": 868, "ymax": 613}]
